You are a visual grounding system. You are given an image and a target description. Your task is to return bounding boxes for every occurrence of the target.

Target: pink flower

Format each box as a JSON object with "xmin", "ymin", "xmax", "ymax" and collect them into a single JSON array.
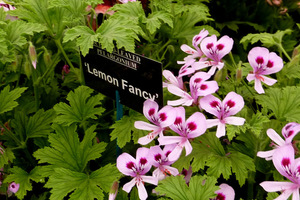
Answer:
[
  {"xmin": 162, "ymin": 70, "xmax": 184, "ymax": 90},
  {"xmin": 167, "ymin": 72, "xmax": 218, "ymax": 107},
  {"xmin": 246, "ymin": 47, "xmax": 283, "ymax": 94},
  {"xmin": 211, "ymin": 183, "xmax": 235, "ymax": 200},
  {"xmin": 193, "ymin": 35, "xmax": 234, "ymax": 75},
  {"xmin": 0, "ymin": 1, "xmax": 17, "ymax": 20},
  {"xmin": 149, "ymin": 145, "xmax": 179, "ymax": 180},
  {"xmin": 8, "ymin": 182, "xmax": 19, "ymax": 193},
  {"xmin": 260, "ymin": 145, "xmax": 300, "ymax": 200},
  {"xmin": 199, "ymin": 92, "xmax": 245, "ymax": 138},
  {"xmin": 158, "ymin": 107, "xmax": 207, "ymax": 161},
  {"xmin": 117, "ymin": 147, "xmax": 158, "ymax": 200},
  {"xmin": 179, "ymin": 29, "xmax": 209, "ymax": 63},
  {"xmin": 109, "ymin": 181, "xmax": 119, "ymax": 200},
  {"xmin": 134, "ymin": 100, "xmax": 176, "ymax": 145},
  {"xmin": 119, "ymin": 0, "xmax": 136, "ymax": 3},
  {"xmin": 257, "ymin": 122, "xmax": 300, "ymax": 160}
]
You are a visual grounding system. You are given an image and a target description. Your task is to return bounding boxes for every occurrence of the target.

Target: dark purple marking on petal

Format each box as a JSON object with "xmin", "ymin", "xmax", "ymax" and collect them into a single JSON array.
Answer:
[
  {"xmin": 174, "ymin": 117, "xmax": 182, "ymax": 125},
  {"xmin": 256, "ymin": 57, "xmax": 264, "ymax": 65},
  {"xmin": 206, "ymin": 43, "xmax": 214, "ymax": 49},
  {"xmin": 285, "ymin": 124, "xmax": 292, "ymax": 130},
  {"xmin": 154, "ymin": 154, "xmax": 162, "ymax": 162},
  {"xmin": 285, "ymin": 130, "xmax": 294, "ymax": 138},
  {"xmin": 210, "ymin": 101, "xmax": 220, "ymax": 108},
  {"xmin": 200, "ymin": 84, "xmax": 208, "ymax": 90},
  {"xmin": 148, "ymin": 108, "xmax": 155, "ymax": 116},
  {"xmin": 140, "ymin": 157, "xmax": 147, "ymax": 165},
  {"xmin": 126, "ymin": 161, "xmax": 135, "ymax": 170},
  {"xmin": 216, "ymin": 193, "xmax": 226, "ymax": 200},
  {"xmin": 165, "ymin": 151, "xmax": 171, "ymax": 157},
  {"xmin": 159, "ymin": 113, "xmax": 167, "ymax": 121},
  {"xmin": 194, "ymin": 36, "xmax": 201, "ymax": 42},
  {"xmin": 266, "ymin": 60, "xmax": 274, "ymax": 68},
  {"xmin": 216, "ymin": 44, "xmax": 224, "ymax": 51},
  {"xmin": 187, "ymin": 122, "xmax": 197, "ymax": 131},
  {"xmin": 226, "ymin": 100, "xmax": 235, "ymax": 108},
  {"xmin": 194, "ymin": 78, "xmax": 202, "ymax": 83},
  {"xmin": 282, "ymin": 158, "xmax": 290, "ymax": 167}
]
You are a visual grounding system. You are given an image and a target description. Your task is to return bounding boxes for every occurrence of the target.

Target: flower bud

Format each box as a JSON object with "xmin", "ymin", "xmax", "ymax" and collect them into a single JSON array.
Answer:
[
  {"xmin": 109, "ymin": 181, "xmax": 119, "ymax": 200},
  {"xmin": 43, "ymin": 48, "xmax": 51, "ymax": 66},
  {"xmin": 236, "ymin": 67, "xmax": 242, "ymax": 83},
  {"xmin": 28, "ymin": 42, "xmax": 37, "ymax": 69},
  {"xmin": 23, "ymin": 58, "xmax": 32, "ymax": 78}
]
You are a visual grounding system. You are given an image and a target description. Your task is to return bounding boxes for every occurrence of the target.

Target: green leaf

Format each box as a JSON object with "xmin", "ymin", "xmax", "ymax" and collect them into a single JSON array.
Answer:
[
  {"xmin": 245, "ymin": 112, "xmax": 270, "ymax": 137},
  {"xmin": 97, "ymin": 18, "xmax": 140, "ymax": 53},
  {"xmin": 45, "ymin": 164, "xmax": 120, "ymax": 200},
  {"xmin": 4, "ymin": 166, "xmax": 43, "ymax": 199},
  {"xmin": 155, "ymin": 175, "xmax": 218, "ymax": 200},
  {"xmin": 0, "ymin": 29, "xmax": 9, "ymax": 56},
  {"xmin": 53, "ymin": 85, "xmax": 105, "ymax": 126},
  {"xmin": 255, "ymin": 86, "xmax": 300, "ymax": 123},
  {"xmin": 110, "ymin": 116, "xmax": 135, "ymax": 148},
  {"xmin": 240, "ymin": 29, "xmax": 293, "ymax": 50},
  {"xmin": 6, "ymin": 20, "xmax": 47, "ymax": 46},
  {"xmin": 0, "ymin": 147, "xmax": 15, "ymax": 169},
  {"xmin": 63, "ymin": 26, "xmax": 99, "ymax": 56},
  {"xmin": 145, "ymin": 11, "xmax": 173, "ymax": 34},
  {"xmin": 11, "ymin": 109, "xmax": 56, "ymax": 139},
  {"xmin": 34, "ymin": 124, "xmax": 107, "ymax": 172},
  {"xmin": 0, "ymin": 86, "xmax": 27, "ymax": 115}
]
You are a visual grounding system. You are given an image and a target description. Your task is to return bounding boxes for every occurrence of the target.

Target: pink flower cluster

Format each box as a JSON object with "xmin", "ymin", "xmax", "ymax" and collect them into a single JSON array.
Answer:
[
  {"xmin": 116, "ymin": 29, "xmax": 285, "ymax": 199},
  {"xmin": 259, "ymin": 123, "xmax": 300, "ymax": 199}
]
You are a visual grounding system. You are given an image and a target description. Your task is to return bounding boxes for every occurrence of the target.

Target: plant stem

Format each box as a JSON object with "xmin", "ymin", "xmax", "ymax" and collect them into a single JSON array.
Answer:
[
  {"xmin": 54, "ymin": 39, "xmax": 76, "ymax": 71},
  {"xmin": 78, "ymin": 53, "xmax": 86, "ymax": 85},
  {"xmin": 277, "ymin": 44, "xmax": 292, "ymax": 61}
]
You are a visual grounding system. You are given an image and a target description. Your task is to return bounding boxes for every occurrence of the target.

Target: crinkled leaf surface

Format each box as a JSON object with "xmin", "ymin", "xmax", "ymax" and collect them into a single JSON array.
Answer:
[
  {"xmin": 34, "ymin": 124, "xmax": 107, "ymax": 172},
  {"xmin": 45, "ymin": 164, "xmax": 120, "ymax": 200},
  {"xmin": 53, "ymin": 85, "xmax": 105, "ymax": 126},
  {"xmin": 0, "ymin": 86, "xmax": 27, "ymax": 115},
  {"xmin": 63, "ymin": 26, "xmax": 99, "ymax": 56},
  {"xmin": 6, "ymin": 20, "xmax": 46, "ymax": 47},
  {"xmin": 145, "ymin": 11, "xmax": 173, "ymax": 34},
  {"xmin": 0, "ymin": 147, "xmax": 15, "ymax": 169},
  {"xmin": 155, "ymin": 175, "xmax": 218, "ymax": 200},
  {"xmin": 11, "ymin": 109, "xmax": 56, "ymax": 139},
  {"xmin": 4, "ymin": 166, "xmax": 43, "ymax": 199},
  {"xmin": 255, "ymin": 86, "xmax": 300, "ymax": 123},
  {"xmin": 110, "ymin": 111, "xmax": 148, "ymax": 148},
  {"xmin": 240, "ymin": 29, "xmax": 293, "ymax": 49}
]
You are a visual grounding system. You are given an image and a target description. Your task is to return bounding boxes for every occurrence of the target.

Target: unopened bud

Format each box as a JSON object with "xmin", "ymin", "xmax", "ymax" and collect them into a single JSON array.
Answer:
[
  {"xmin": 109, "ymin": 181, "xmax": 119, "ymax": 200},
  {"xmin": 28, "ymin": 42, "xmax": 37, "ymax": 69},
  {"xmin": 43, "ymin": 47, "xmax": 51, "ymax": 66},
  {"xmin": 23, "ymin": 58, "xmax": 32, "ymax": 78},
  {"xmin": 236, "ymin": 67, "xmax": 242, "ymax": 83},
  {"xmin": 214, "ymin": 69, "xmax": 227, "ymax": 82}
]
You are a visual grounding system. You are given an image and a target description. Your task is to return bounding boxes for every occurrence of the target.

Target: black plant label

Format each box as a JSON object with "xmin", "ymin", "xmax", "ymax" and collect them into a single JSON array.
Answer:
[{"xmin": 82, "ymin": 43, "xmax": 163, "ymax": 113}]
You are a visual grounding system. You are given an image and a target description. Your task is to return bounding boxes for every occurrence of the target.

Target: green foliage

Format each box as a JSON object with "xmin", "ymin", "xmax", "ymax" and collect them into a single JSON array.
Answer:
[
  {"xmin": 33, "ymin": 124, "xmax": 119, "ymax": 199},
  {"xmin": 240, "ymin": 29, "xmax": 293, "ymax": 50},
  {"xmin": 0, "ymin": 147, "xmax": 15, "ymax": 169},
  {"xmin": 155, "ymin": 175, "xmax": 218, "ymax": 200},
  {"xmin": 255, "ymin": 86, "xmax": 300, "ymax": 123},
  {"xmin": 45, "ymin": 164, "xmax": 120, "ymax": 200},
  {"xmin": 34, "ymin": 124, "xmax": 106, "ymax": 172},
  {"xmin": 144, "ymin": 11, "xmax": 173, "ymax": 34},
  {"xmin": 11, "ymin": 109, "xmax": 56, "ymax": 139},
  {"xmin": 53, "ymin": 85, "xmax": 105, "ymax": 126},
  {"xmin": 0, "ymin": 86, "xmax": 27, "ymax": 115},
  {"xmin": 110, "ymin": 111, "xmax": 147, "ymax": 148},
  {"xmin": 4, "ymin": 166, "xmax": 43, "ymax": 199}
]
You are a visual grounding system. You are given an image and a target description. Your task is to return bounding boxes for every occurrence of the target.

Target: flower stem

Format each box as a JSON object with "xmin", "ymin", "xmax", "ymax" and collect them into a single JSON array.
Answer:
[
  {"xmin": 55, "ymin": 39, "xmax": 76, "ymax": 71},
  {"xmin": 277, "ymin": 44, "xmax": 292, "ymax": 61}
]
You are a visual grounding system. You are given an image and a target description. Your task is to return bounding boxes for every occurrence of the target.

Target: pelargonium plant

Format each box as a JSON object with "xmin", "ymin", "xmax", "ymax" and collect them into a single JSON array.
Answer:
[{"xmin": 0, "ymin": 0, "xmax": 299, "ymax": 200}]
